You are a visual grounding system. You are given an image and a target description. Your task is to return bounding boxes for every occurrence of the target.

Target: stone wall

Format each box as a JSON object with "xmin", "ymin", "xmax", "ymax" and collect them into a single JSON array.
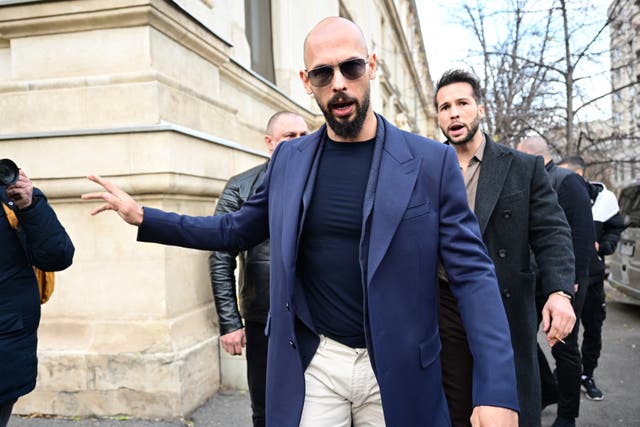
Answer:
[
  {"xmin": 0, "ymin": 0, "xmax": 316, "ymax": 418},
  {"xmin": 0, "ymin": 0, "xmax": 435, "ymax": 418}
]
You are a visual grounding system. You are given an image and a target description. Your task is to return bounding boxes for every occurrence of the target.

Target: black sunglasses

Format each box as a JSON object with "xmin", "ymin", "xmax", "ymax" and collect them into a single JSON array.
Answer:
[{"xmin": 306, "ymin": 58, "xmax": 368, "ymax": 87}]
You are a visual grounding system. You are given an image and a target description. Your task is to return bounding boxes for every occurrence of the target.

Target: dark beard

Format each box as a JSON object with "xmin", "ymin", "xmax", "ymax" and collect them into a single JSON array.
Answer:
[
  {"xmin": 447, "ymin": 114, "xmax": 481, "ymax": 145},
  {"xmin": 318, "ymin": 92, "xmax": 370, "ymax": 139}
]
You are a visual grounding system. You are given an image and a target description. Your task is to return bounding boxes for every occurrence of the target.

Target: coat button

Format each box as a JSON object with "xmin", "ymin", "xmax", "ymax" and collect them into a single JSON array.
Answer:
[
  {"xmin": 498, "ymin": 249, "xmax": 507, "ymax": 258},
  {"xmin": 502, "ymin": 289, "xmax": 512, "ymax": 298},
  {"xmin": 285, "ymin": 302, "xmax": 290, "ymax": 311},
  {"xmin": 289, "ymin": 339, "xmax": 296, "ymax": 349},
  {"xmin": 503, "ymin": 209, "xmax": 512, "ymax": 219}
]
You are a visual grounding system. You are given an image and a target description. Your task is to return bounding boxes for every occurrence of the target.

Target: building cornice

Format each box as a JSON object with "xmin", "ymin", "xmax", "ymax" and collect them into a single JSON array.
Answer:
[
  {"xmin": 0, "ymin": 0, "xmax": 233, "ymax": 65},
  {"xmin": 0, "ymin": 120, "xmax": 269, "ymax": 158},
  {"xmin": 0, "ymin": 0, "xmax": 321, "ymax": 125},
  {"xmin": 0, "ymin": 120, "xmax": 269, "ymax": 199}
]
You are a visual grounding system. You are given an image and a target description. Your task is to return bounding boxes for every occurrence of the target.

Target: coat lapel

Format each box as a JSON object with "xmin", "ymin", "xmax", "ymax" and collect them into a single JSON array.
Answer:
[
  {"xmin": 280, "ymin": 117, "xmax": 420, "ymax": 290},
  {"xmin": 474, "ymin": 136, "xmax": 512, "ymax": 234},
  {"xmin": 280, "ymin": 126, "xmax": 324, "ymax": 280},
  {"xmin": 365, "ymin": 116, "xmax": 421, "ymax": 283}
]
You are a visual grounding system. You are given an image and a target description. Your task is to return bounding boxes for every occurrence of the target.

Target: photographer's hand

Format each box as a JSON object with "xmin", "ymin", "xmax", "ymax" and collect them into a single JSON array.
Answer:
[
  {"xmin": 81, "ymin": 175, "xmax": 144, "ymax": 226},
  {"xmin": 6, "ymin": 169, "xmax": 33, "ymax": 210}
]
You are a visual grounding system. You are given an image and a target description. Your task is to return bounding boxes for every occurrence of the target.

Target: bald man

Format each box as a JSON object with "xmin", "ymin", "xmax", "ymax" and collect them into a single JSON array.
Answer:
[
  {"xmin": 83, "ymin": 17, "xmax": 518, "ymax": 427},
  {"xmin": 209, "ymin": 111, "xmax": 308, "ymax": 427},
  {"xmin": 517, "ymin": 137, "xmax": 594, "ymax": 427},
  {"xmin": 558, "ymin": 155, "xmax": 626, "ymax": 402}
]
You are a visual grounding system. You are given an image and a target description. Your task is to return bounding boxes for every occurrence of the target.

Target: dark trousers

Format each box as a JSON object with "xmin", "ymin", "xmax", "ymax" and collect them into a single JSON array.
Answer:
[
  {"xmin": 245, "ymin": 321, "xmax": 268, "ymax": 427},
  {"xmin": 438, "ymin": 280, "xmax": 473, "ymax": 427},
  {"xmin": 537, "ymin": 278, "xmax": 588, "ymax": 419},
  {"xmin": 0, "ymin": 399, "xmax": 15, "ymax": 427},
  {"xmin": 580, "ymin": 279, "xmax": 606, "ymax": 378}
]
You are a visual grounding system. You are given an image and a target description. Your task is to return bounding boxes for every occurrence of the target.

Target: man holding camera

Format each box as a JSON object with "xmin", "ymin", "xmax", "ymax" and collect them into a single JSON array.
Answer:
[{"xmin": 0, "ymin": 160, "xmax": 74, "ymax": 427}]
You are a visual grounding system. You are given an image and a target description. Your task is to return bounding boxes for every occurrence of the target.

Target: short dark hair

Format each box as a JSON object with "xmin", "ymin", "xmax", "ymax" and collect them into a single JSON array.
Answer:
[
  {"xmin": 558, "ymin": 155, "xmax": 586, "ymax": 171},
  {"xmin": 434, "ymin": 69, "xmax": 482, "ymax": 109}
]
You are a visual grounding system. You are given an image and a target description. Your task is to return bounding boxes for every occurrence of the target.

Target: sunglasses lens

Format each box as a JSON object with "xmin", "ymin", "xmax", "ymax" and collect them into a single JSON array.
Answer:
[
  {"xmin": 308, "ymin": 66, "xmax": 334, "ymax": 87},
  {"xmin": 340, "ymin": 59, "xmax": 366, "ymax": 80},
  {"xmin": 307, "ymin": 58, "xmax": 367, "ymax": 87}
]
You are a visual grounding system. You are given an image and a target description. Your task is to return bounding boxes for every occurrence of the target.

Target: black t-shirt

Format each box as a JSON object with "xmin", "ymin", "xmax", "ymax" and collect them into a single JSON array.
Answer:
[{"xmin": 298, "ymin": 135, "xmax": 375, "ymax": 348}]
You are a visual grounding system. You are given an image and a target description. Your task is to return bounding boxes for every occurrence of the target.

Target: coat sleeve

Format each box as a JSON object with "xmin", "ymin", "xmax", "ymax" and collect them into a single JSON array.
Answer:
[
  {"xmin": 208, "ymin": 178, "xmax": 244, "ymax": 335},
  {"xmin": 598, "ymin": 212, "xmax": 626, "ymax": 256},
  {"xmin": 137, "ymin": 166, "xmax": 271, "ymax": 252},
  {"xmin": 15, "ymin": 188, "xmax": 74, "ymax": 272},
  {"xmin": 529, "ymin": 158, "xmax": 576, "ymax": 297},
  {"xmin": 438, "ymin": 146, "xmax": 519, "ymax": 413}
]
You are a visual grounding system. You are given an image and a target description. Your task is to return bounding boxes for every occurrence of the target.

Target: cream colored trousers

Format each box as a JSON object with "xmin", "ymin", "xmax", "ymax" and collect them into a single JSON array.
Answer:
[{"xmin": 299, "ymin": 335, "xmax": 386, "ymax": 427}]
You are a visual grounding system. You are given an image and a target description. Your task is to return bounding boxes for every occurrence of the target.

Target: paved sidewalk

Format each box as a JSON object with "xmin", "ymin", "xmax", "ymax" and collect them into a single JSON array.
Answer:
[
  {"xmin": 540, "ymin": 301, "xmax": 640, "ymax": 427},
  {"xmin": 9, "ymin": 389, "xmax": 251, "ymax": 427}
]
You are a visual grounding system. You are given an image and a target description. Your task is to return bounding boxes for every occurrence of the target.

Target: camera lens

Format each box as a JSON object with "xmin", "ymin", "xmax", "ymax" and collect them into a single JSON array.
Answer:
[{"xmin": 0, "ymin": 158, "xmax": 19, "ymax": 186}]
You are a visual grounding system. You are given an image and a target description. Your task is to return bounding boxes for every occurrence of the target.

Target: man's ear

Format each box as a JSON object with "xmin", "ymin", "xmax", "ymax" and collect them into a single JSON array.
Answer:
[
  {"xmin": 478, "ymin": 103, "xmax": 486, "ymax": 120},
  {"xmin": 300, "ymin": 70, "xmax": 313, "ymax": 95},
  {"xmin": 264, "ymin": 134, "xmax": 275, "ymax": 153},
  {"xmin": 368, "ymin": 52, "xmax": 377, "ymax": 81}
]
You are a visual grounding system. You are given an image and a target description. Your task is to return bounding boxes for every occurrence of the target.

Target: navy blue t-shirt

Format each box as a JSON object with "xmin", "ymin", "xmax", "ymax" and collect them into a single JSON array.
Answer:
[{"xmin": 298, "ymin": 135, "xmax": 375, "ymax": 348}]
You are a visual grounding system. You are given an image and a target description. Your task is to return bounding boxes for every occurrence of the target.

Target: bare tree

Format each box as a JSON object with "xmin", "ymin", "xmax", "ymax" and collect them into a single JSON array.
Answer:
[
  {"xmin": 455, "ymin": 0, "xmax": 640, "ymax": 185},
  {"xmin": 462, "ymin": 1, "xmax": 561, "ymax": 146}
]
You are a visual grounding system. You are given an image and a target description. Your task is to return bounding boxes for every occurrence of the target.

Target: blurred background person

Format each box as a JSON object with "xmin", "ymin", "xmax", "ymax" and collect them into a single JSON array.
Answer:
[
  {"xmin": 517, "ymin": 138, "xmax": 594, "ymax": 427},
  {"xmin": 558, "ymin": 155, "xmax": 626, "ymax": 401},
  {"xmin": 209, "ymin": 111, "xmax": 308, "ymax": 427}
]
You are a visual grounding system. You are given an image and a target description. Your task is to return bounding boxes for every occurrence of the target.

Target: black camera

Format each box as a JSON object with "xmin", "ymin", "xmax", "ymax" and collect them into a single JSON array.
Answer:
[{"xmin": 0, "ymin": 158, "xmax": 19, "ymax": 186}]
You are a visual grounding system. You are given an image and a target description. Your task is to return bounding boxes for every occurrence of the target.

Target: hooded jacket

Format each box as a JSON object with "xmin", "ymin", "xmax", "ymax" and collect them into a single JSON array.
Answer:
[{"xmin": 0, "ymin": 188, "xmax": 74, "ymax": 404}]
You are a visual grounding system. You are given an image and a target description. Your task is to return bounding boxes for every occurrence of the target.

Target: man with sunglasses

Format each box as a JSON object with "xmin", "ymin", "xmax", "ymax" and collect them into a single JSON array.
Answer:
[{"xmin": 82, "ymin": 17, "xmax": 518, "ymax": 427}]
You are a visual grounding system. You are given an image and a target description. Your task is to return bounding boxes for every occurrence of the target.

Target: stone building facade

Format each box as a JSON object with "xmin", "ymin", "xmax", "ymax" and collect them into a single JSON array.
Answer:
[
  {"xmin": 609, "ymin": 0, "xmax": 640, "ymax": 185},
  {"xmin": 0, "ymin": 0, "xmax": 436, "ymax": 418}
]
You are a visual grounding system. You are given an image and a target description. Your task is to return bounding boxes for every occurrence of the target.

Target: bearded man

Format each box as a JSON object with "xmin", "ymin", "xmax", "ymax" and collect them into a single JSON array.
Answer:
[
  {"xmin": 435, "ymin": 69, "xmax": 577, "ymax": 427},
  {"xmin": 83, "ymin": 20, "xmax": 520, "ymax": 427}
]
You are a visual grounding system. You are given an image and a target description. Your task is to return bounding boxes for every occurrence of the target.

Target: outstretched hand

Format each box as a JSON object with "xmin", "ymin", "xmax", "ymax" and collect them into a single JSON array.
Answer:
[{"xmin": 81, "ymin": 175, "xmax": 144, "ymax": 226}]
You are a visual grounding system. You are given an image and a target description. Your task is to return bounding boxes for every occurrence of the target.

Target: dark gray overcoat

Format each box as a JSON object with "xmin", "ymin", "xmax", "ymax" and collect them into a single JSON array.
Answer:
[{"xmin": 474, "ymin": 136, "xmax": 575, "ymax": 427}]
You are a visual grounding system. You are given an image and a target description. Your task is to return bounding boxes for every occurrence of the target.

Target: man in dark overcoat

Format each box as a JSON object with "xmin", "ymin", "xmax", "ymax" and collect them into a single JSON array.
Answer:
[
  {"xmin": 518, "ymin": 137, "xmax": 595, "ymax": 427},
  {"xmin": 435, "ymin": 69, "xmax": 577, "ymax": 427}
]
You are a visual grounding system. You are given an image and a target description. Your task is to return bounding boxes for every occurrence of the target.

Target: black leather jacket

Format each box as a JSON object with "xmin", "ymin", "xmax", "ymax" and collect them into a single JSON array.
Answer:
[{"xmin": 209, "ymin": 162, "xmax": 270, "ymax": 334}]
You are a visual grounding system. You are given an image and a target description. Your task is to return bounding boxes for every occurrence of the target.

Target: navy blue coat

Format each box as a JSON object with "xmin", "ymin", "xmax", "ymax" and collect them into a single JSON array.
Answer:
[
  {"xmin": 0, "ymin": 188, "xmax": 74, "ymax": 404},
  {"xmin": 138, "ymin": 115, "xmax": 519, "ymax": 426}
]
